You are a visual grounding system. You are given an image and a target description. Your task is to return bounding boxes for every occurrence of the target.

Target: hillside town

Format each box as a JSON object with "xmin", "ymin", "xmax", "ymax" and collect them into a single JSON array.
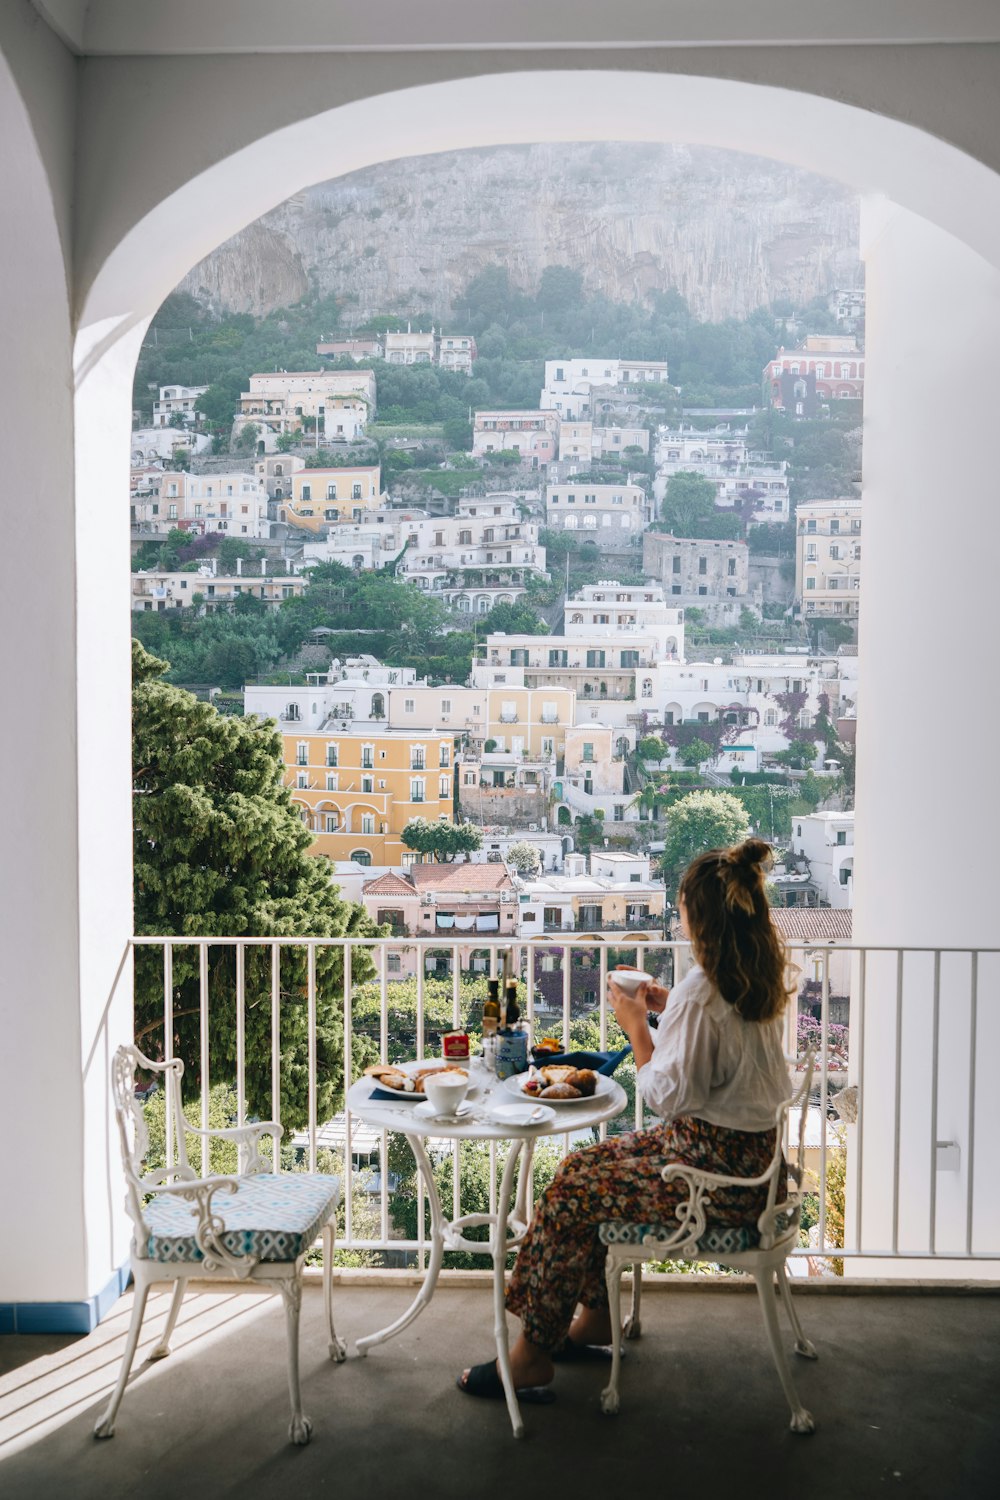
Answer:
[{"xmin": 131, "ymin": 303, "xmax": 862, "ymax": 964}]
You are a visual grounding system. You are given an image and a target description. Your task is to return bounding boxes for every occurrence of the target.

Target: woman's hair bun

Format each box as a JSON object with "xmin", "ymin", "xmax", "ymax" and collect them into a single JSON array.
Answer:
[{"xmin": 723, "ymin": 838, "xmax": 773, "ymax": 872}]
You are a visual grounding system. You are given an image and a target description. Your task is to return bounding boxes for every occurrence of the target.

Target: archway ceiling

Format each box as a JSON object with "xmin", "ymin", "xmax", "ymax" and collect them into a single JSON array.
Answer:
[
  {"xmin": 75, "ymin": 63, "xmax": 1000, "ymax": 351},
  {"xmin": 32, "ymin": 1, "xmax": 1000, "ymax": 54}
]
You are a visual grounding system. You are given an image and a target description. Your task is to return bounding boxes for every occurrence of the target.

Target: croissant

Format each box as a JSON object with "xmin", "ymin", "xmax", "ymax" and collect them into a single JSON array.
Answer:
[{"xmin": 540, "ymin": 1083, "xmax": 582, "ymax": 1099}]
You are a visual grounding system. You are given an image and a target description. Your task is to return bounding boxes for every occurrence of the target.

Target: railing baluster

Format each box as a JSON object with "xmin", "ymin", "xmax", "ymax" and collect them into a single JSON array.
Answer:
[
  {"xmin": 379, "ymin": 943, "xmax": 389, "ymax": 1248},
  {"xmin": 819, "ymin": 947, "xmax": 830, "ymax": 1252},
  {"xmin": 416, "ymin": 951, "xmax": 425, "ymax": 1062},
  {"xmin": 307, "ymin": 943, "xmax": 317, "ymax": 1175},
  {"xmin": 452, "ymin": 941, "xmax": 460, "ymax": 1232},
  {"xmin": 199, "ymin": 942, "xmax": 209, "ymax": 1176},
  {"xmin": 853, "ymin": 948, "xmax": 866, "ymax": 1253},
  {"xmin": 891, "ymin": 949, "xmax": 904, "ymax": 1255},
  {"xmin": 562, "ymin": 937, "xmax": 571, "ymax": 1050},
  {"xmin": 929, "ymin": 950, "xmax": 941, "ymax": 1254},
  {"xmin": 966, "ymin": 952, "xmax": 978, "ymax": 1257},
  {"xmin": 163, "ymin": 943, "xmax": 174, "ymax": 1174},
  {"xmin": 270, "ymin": 942, "xmax": 281, "ymax": 1169},
  {"xmin": 235, "ymin": 941, "xmax": 246, "ymax": 1131},
  {"xmin": 344, "ymin": 941, "xmax": 353, "ymax": 1243},
  {"xmin": 598, "ymin": 945, "xmax": 608, "ymax": 1142}
]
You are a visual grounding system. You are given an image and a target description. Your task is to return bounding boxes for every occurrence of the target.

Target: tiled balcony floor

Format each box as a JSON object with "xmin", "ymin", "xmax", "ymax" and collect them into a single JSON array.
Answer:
[{"xmin": 2, "ymin": 1279, "xmax": 998, "ymax": 1499}]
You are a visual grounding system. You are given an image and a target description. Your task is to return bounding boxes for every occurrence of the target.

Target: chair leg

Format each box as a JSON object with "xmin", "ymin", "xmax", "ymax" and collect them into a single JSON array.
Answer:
[
  {"xmin": 624, "ymin": 1259, "xmax": 643, "ymax": 1340},
  {"xmin": 280, "ymin": 1275, "xmax": 313, "ymax": 1446},
  {"xmin": 601, "ymin": 1251, "xmax": 627, "ymax": 1415},
  {"xmin": 149, "ymin": 1276, "xmax": 187, "ymax": 1360},
  {"xmin": 322, "ymin": 1223, "xmax": 346, "ymax": 1362},
  {"xmin": 753, "ymin": 1271, "xmax": 815, "ymax": 1434},
  {"xmin": 776, "ymin": 1262, "xmax": 817, "ymax": 1359},
  {"xmin": 93, "ymin": 1271, "xmax": 150, "ymax": 1438}
]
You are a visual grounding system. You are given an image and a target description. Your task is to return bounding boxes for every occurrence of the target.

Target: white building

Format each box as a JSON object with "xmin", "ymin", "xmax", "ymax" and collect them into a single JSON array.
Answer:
[
  {"xmin": 565, "ymin": 580, "xmax": 684, "ymax": 659},
  {"xmin": 437, "ymin": 334, "xmax": 477, "ymax": 374},
  {"xmin": 796, "ymin": 499, "xmax": 862, "ymax": 620},
  {"xmin": 236, "ymin": 370, "xmax": 376, "ymax": 449},
  {"xmin": 132, "ymin": 560, "xmax": 306, "ymax": 613},
  {"xmin": 541, "ymin": 357, "xmax": 670, "ymax": 420},
  {"xmin": 384, "ymin": 328, "xmax": 435, "ymax": 364},
  {"xmin": 791, "ymin": 812, "xmax": 855, "ymax": 907},
  {"xmin": 131, "ymin": 468, "xmax": 270, "ymax": 537},
  {"xmin": 545, "ymin": 480, "xmax": 652, "ymax": 536},
  {"xmin": 151, "ymin": 383, "xmax": 208, "ymax": 427},
  {"xmin": 559, "ymin": 420, "xmax": 650, "ymax": 462},
  {"xmin": 519, "ymin": 850, "xmax": 666, "ymax": 937},
  {"xmin": 301, "ymin": 519, "xmax": 402, "ymax": 572},
  {"xmin": 130, "ymin": 427, "xmax": 212, "ymax": 465},
  {"xmin": 635, "ymin": 652, "xmax": 855, "ymax": 769},
  {"xmin": 472, "ymin": 410, "xmax": 559, "ymax": 465},
  {"xmin": 394, "ymin": 495, "xmax": 547, "ymax": 610}
]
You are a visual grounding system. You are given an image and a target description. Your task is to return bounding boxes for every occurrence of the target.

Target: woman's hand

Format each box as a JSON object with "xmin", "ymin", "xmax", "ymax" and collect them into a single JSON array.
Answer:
[
  {"xmin": 606, "ymin": 980, "xmax": 653, "ymax": 1069},
  {"xmin": 612, "ymin": 966, "xmax": 670, "ymax": 1013}
]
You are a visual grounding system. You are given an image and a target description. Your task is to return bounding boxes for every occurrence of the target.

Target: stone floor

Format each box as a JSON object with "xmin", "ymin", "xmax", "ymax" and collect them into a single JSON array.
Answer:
[{"xmin": 1, "ymin": 1279, "xmax": 997, "ymax": 1500}]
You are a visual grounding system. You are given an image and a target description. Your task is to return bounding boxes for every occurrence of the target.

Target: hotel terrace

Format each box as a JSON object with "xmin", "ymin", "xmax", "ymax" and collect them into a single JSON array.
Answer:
[{"xmin": 3, "ymin": 3, "xmax": 1000, "ymax": 1491}]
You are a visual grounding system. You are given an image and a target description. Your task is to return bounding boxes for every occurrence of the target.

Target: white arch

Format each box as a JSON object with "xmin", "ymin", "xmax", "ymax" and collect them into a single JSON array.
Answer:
[{"xmin": 75, "ymin": 67, "xmax": 1000, "ymax": 350}]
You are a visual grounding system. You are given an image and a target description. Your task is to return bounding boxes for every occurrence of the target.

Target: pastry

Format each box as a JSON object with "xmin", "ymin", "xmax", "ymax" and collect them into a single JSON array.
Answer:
[
  {"xmin": 539, "ymin": 1082, "xmax": 582, "ymax": 1099},
  {"xmin": 565, "ymin": 1068, "xmax": 597, "ymax": 1097},
  {"xmin": 540, "ymin": 1065, "xmax": 577, "ymax": 1086}
]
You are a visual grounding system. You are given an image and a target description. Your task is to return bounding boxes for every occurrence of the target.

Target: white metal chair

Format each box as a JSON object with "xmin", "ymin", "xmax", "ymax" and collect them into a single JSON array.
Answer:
[
  {"xmin": 599, "ymin": 1050, "xmax": 818, "ymax": 1433},
  {"xmin": 95, "ymin": 1044, "xmax": 345, "ymax": 1446}
]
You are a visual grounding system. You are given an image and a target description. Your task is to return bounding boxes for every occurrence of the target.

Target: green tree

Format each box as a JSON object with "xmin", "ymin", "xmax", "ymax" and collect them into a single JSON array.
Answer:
[
  {"xmin": 131, "ymin": 640, "xmax": 378, "ymax": 1127},
  {"xmin": 236, "ymin": 421, "xmax": 260, "ymax": 452},
  {"xmin": 660, "ymin": 471, "xmax": 722, "ymax": 536},
  {"xmin": 482, "ymin": 600, "xmax": 548, "ymax": 636},
  {"xmin": 658, "ymin": 790, "xmax": 751, "ymax": 892},
  {"xmin": 676, "ymin": 738, "xmax": 714, "ymax": 770},
  {"xmin": 637, "ymin": 735, "xmax": 667, "ymax": 761},
  {"xmin": 400, "ymin": 817, "xmax": 483, "ymax": 863},
  {"xmin": 276, "ymin": 431, "xmax": 296, "ymax": 453},
  {"xmin": 442, "ymin": 415, "xmax": 473, "ymax": 450},
  {"xmin": 505, "ymin": 841, "xmax": 541, "ymax": 877}
]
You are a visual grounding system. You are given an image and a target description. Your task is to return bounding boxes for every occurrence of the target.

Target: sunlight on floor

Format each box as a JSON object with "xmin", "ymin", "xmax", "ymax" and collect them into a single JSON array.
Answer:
[{"xmin": 0, "ymin": 1285, "xmax": 276, "ymax": 1459}]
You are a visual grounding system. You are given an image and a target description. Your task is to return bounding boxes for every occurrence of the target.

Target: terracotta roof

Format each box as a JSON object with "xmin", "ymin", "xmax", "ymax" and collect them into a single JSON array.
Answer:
[
  {"xmin": 772, "ymin": 908, "xmax": 853, "ymax": 942},
  {"xmin": 361, "ymin": 872, "xmax": 416, "ymax": 897},
  {"xmin": 409, "ymin": 863, "xmax": 515, "ymax": 893}
]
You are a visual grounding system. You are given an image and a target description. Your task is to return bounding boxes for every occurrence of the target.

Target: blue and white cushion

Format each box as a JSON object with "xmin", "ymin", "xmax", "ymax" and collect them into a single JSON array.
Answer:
[
  {"xmin": 143, "ymin": 1172, "xmax": 340, "ymax": 1265},
  {"xmin": 599, "ymin": 1220, "xmax": 759, "ymax": 1254}
]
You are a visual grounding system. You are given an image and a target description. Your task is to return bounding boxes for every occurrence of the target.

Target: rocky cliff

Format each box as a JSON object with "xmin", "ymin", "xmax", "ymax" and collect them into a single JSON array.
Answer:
[{"xmin": 180, "ymin": 143, "xmax": 860, "ymax": 323}]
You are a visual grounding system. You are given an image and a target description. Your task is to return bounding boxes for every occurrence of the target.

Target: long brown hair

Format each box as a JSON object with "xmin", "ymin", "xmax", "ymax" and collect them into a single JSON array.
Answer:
[{"xmin": 678, "ymin": 838, "xmax": 791, "ymax": 1022}]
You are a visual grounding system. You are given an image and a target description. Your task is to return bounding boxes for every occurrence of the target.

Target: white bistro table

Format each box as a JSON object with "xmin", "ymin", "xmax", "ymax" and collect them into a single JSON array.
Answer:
[{"xmin": 347, "ymin": 1061, "xmax": 627, "ymax": 1436}]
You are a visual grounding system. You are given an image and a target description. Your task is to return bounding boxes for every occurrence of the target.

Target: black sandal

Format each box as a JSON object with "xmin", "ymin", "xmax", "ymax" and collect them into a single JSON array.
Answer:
[
  {"xmin": 456, "ymin": 1360, "xmax": 556, "ymax": 1404},
  {"xmin": 551, "ymin": 1338, "xmax": 619, "ymax": 1364}
]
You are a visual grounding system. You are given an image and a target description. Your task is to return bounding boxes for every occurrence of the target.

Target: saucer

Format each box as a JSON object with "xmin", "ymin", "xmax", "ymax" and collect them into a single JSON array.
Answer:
[{"xmin": 414, "ymin": 1099, "xmax": 473, "ymax": 1123}]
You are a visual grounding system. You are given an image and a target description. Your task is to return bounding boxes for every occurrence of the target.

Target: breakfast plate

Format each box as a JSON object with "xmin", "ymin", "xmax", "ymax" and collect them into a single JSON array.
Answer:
[
  {"xmin": 501, "ymin": 1071, "xmax": 615, "ymax": 1105},
  {"xmin": 364, "ymin": 1060, "xmax": 472, "ymax": 1102},
  {"xmin": 487, "ymin": 1103, "xmax": 557, "ymax": 1128}
]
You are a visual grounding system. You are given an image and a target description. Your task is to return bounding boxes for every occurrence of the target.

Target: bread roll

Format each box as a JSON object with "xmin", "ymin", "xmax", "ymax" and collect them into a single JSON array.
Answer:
[
  {"xmin": 541, "ymin": 1065, "xmax": 576, "ymax": 1086},
  {"xmin": 565, "ymin": 1068, "xmax": 597, "ymax": 1097}
]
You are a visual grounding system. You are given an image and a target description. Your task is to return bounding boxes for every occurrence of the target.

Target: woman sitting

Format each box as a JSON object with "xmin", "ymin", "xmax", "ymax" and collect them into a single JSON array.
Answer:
[{"xmin": 458, "ymin": 837, "xmax": 793, "ymax": 1403}]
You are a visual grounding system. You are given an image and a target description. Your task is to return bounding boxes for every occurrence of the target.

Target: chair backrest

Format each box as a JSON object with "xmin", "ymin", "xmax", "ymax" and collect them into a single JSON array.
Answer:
[
  {"xmin": 757, "ymin": 1046, "xmax": 817, "ymax": 1249},
  {"xmin": 110, "ymin": 1044, "xmax": 196, "ymax": 1245}
]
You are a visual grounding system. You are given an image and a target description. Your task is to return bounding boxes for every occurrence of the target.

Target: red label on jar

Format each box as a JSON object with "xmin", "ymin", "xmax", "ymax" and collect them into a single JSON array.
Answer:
[{"xmin": 443, "ymin": 1031, "xmax": 471, "ymax": 1060}]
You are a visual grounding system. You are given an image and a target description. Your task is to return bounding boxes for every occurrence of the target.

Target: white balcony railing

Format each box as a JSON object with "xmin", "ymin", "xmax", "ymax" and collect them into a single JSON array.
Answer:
[{"xmin": 126, "ymin": 936, "xmax": 1000, "ymax": 1271}]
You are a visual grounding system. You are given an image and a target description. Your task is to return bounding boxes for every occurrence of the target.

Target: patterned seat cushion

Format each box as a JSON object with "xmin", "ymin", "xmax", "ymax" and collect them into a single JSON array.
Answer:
[
  {"xmin": 143, "ymin": 1172, "xmax": 340, "ymax": 1265},
  {"xmin": 599, "ymin": 1220, "xmax": 759, "ymax": 1255}
]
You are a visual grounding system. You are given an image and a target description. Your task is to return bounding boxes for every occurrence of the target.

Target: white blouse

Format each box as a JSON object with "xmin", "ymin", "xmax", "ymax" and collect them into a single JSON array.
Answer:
[{"xmin": 636, "ymin": 964, "xmax": 791, "ymax": 1132}]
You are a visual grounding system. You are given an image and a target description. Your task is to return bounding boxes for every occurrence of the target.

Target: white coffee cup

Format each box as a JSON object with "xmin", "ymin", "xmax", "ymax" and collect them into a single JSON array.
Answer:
[
  {"xmin": 423, "ymin": 1071, "xmax": 470, "ymax": 1118},
  {"xmin": 607, "ymin": 968, "xmax": 649, "ymax": 996}
]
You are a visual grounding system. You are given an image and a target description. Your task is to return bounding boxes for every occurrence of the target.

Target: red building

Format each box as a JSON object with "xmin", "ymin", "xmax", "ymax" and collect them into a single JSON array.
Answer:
[{"xmin": 764, "ymin": 335, "xmax": 864, "ymax": 415}]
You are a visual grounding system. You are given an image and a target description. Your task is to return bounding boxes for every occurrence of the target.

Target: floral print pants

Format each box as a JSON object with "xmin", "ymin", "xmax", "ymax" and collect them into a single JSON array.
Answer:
[{"xmin": 506, "ymin": 1116, "xmax": 780, "ymax": 1353}]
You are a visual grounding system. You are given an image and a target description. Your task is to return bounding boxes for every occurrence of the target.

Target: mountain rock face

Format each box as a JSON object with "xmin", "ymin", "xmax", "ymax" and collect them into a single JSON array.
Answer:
[{"xmin": 180, "ymin": 143, "xmax": 860, "ymax": 322}]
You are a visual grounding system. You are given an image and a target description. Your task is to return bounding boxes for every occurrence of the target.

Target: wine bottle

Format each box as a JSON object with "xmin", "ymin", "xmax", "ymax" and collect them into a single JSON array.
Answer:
[
  {"xmin": 483, "ymin": 978, "xmax": 501, "ymax": 1036},
  {"xmin": 503, "ymin": 977, "xmax": 520, "ymax": 1031}
]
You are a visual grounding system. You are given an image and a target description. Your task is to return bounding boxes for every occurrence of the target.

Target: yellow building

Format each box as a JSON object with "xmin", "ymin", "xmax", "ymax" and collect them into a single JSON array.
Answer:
[
  {"xmin": 278, "ymin": 465, "xmax": 383, "ymax": 533},
  {"xmin": 484, "ymin": 685, "xmax": 576, "ymax": 757},
  {"xmin": 283, "ymin": 726, "xmax": 454, "ymax": 866}
]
